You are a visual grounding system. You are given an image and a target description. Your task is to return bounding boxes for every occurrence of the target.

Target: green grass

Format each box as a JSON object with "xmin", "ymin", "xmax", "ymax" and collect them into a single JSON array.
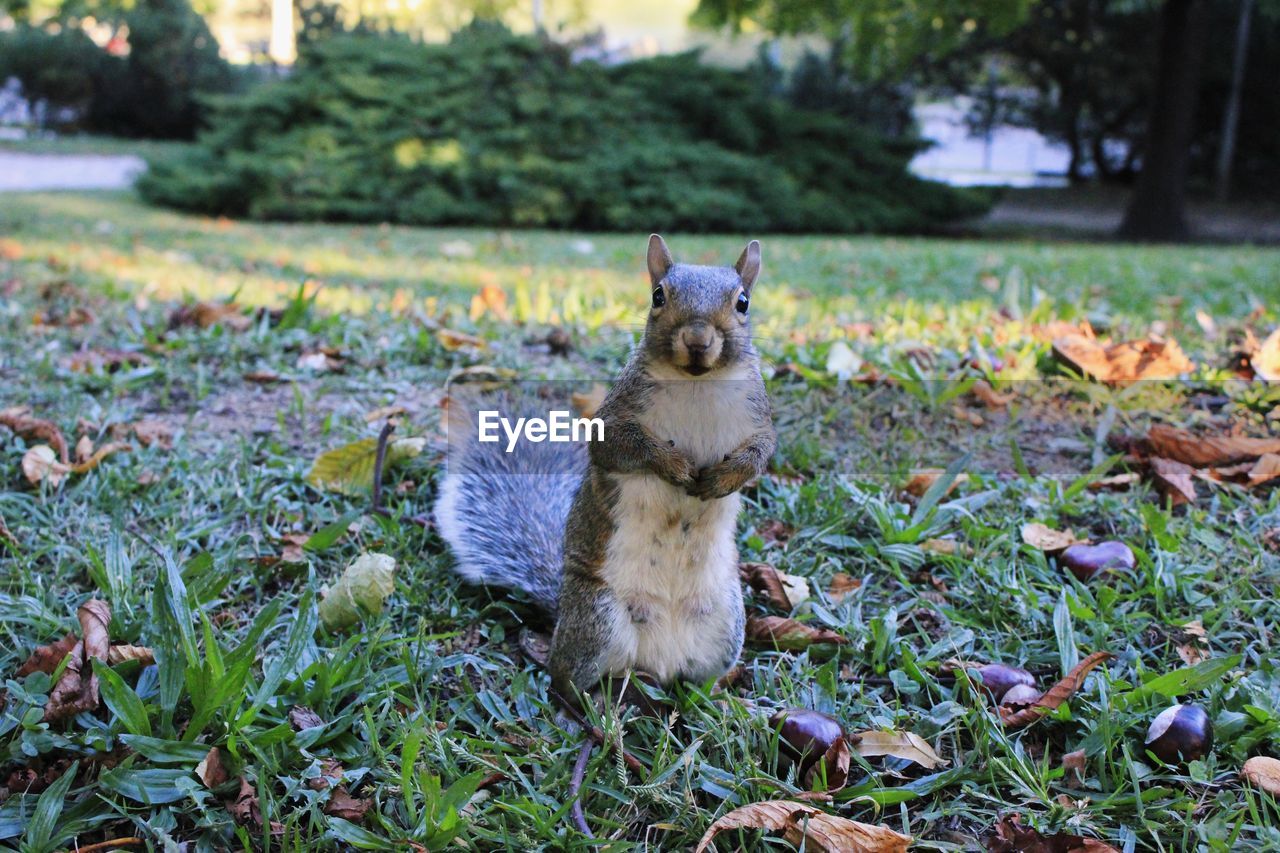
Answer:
[{"xmin": 3, "ymin": 191, "xmax": 1280, "ymax": 850}]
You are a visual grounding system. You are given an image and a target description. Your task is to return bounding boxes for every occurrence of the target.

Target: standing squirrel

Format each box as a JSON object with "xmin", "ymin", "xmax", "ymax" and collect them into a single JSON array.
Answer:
[{"xmin": 435, "ymin": 235, "xmax": 776, "ymax": 697}]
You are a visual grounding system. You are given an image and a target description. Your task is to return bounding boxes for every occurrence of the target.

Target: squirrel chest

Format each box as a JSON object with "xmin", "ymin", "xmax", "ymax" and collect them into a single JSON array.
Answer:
[{"xmin": 597, "ymin": 375, "xmax": 753, "ymax": 683}]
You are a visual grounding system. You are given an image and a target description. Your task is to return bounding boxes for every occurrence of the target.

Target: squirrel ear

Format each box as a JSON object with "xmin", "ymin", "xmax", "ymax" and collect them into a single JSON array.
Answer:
[
  {"xmin": 734, "ymin": 240, "xmax": 761, "ymax": 294},
  {"xmin": 647, "ymin": 234, "xmax": 674, "ymax": 286}
]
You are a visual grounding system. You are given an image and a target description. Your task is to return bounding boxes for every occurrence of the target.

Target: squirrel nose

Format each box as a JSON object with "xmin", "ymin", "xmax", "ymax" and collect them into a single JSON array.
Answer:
[{"xmin": 682, "ymin": 324, "xmax": 713, "ymax": 355}]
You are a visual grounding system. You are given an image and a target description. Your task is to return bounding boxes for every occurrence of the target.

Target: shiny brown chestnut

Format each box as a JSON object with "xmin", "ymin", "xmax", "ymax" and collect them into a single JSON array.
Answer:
[
  {"xmin": 970, "ymin": 663, "xmax": 1037, "ymax": 703},
  {"xmin": 1145, "ymin": 704, "xmax": 1213, "ymax": 765},
  {"xmin": 1060, "ymin": 541, "xmax": 1136, "ymax": 581},
  {"xmin": 769, "ymin": 708, "xmax": 844, "ymax": 774}
]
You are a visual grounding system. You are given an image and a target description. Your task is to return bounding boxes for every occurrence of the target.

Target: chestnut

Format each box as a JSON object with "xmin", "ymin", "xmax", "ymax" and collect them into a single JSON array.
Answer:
[
  {"xmin": 769, "ymin": 708, "xmax": 844, "ymax": 775},
  {"xmin": 970, "ymin": 663, "xmax": 1037, "ymax": 703},
  {"xmin": 1145, "ymin": 704, "xmax": 1213, "ymax": 765},
  {"xmin": 1060, "ymin": 541, "xmax": 1135, "ymax": 582},
  {"xmin": 1000, "ymin": 683, "xmax": 1043, "ymax": 706}
]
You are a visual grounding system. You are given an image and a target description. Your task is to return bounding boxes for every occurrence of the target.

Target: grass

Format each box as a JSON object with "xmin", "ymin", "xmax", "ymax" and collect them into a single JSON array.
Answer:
[{"xmin": 2, "ymin": 190, "xmax": 1280, "ymax": 850}]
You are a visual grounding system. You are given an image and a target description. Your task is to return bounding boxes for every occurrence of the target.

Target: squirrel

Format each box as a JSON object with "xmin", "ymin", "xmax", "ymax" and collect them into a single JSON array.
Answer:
[{"xmin": 434, "ymin": 234, "xmax": 776, "ymax": 698}]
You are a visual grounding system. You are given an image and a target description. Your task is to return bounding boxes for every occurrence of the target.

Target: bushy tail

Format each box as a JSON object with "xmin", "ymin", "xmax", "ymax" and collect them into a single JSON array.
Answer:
[{"xmin": 433, "ymin": 403, "xmax": 586, "ymax": 614}]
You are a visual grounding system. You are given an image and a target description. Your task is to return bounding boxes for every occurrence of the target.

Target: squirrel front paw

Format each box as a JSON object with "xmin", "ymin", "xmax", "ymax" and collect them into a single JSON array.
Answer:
[
  {"xmin": 651, "ymin": 441, "xmax": 695, "ymax": 488},
  {"xmin": 687, "ymin": 458, "xmax": 754, "ymax": 500}
]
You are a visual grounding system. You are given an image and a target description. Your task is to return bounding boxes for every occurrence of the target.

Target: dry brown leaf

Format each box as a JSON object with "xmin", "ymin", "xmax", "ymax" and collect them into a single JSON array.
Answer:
[
  {"xmin": 1000, "ymin": 651, "xmax": 1112, "ymax": 728},
  {"xmin": 23, "ymin": 445, "xmax": 72, "ymax": 487},
  {"xmin": 740, "ymin": 562, "xmax": 808, "ymax": 610},
  {"xmin": 1147, "ymin": 424, "xmax": 1280, "ymax": 468},
  {"xmin": 227, "ymin": 777, "xmax": 284, "ymax": 835},
  {"xmin": 244, "ymin": 370, "xmax": 284, "ymax": 384},
  {"xmin": 1053, "ymin": 334, "xmax": 1193, "ymax": 383},
  {"xmin": 953, "ymin": 404, "xmax": 984, "ymax": 427},
  {"xmin": 1175, "ymin": 621, "xmax": 1210, "ymax": 666},
  {"xmin": 469, "ymin": 283, "xmax": 510, "ymax": 322},
  {"xmin": 989, "ymin": 813, "xmax": 1120, "ymax": 853},
  {"xmin": 804, "ymin": 736, "xmax": 851, "ymax": 793},
  {"xmin": 1248, "ymin": 454, "xmax": 1280, "ymax": 487},
  {"xmin": 196, "ymin": 747, "xmax": 229, "ymax": 788},
  {"xmin": 14, "ymin": 633, "xmax": 78, "ymax": 678},
  {"xmin": 972, "ymin": 380, "xmax": 1014, "ymax": 409},
  {"xmin": 325, "ymin": 786, "xmax": 373, "ymax": 821},
  {"xmin": 64, "ymin": 348, "xmax": 150, "ymax": 374},
  {"xmin": 903, "ymin": 468, "xmax": 968, "ymax": 498},
  {"xmin": 131, "ymin": 420, "xmax": 173, "ymax": 449},
  {"xmin": 1252, "ymin": 329, "xmax": 1280, "ymax": 381},
  {"xmin": 437, "ymin": 328, "xmax": 486, "ymax": 351},
  {"xmin": 1062, "ymin": 749, "xmax": 1087, "ymax": 783},
  {"xmin": 0, "ymin": 513, "xmax": 17, "ymax": 550},
  {"xmin": 1021, "ymin": 523, "xmax": 1087, "ymax": 553},
  {"xmin": 289, "ymin": 706, "xmax": 326, "ymax": 730},
  {"xmin": 695, "ymin": 801, "xmax": 910, "ymax": 853},
  {"xmin": 852, "ymin": 730, "xmax": 947, "ymax": 769},
  {"xmin": 169, "ymin": 301, "xmax": 251, "ymax": 332},
  {"xmin": 74, "ymin": 435, "xmax": 94, "ymax": 465},
  {"xmin": 745, "ymin": 616, "xmax": 847, "ymax": 651},
  {"xmin": 1149, "ymin": 457, "xmax": 1197, "ymax": 506},
  {"xmin": 828, "ymin": 573, "xmax": 862, "ymax": 603},
  {"xmin": 1087, "ymin": 472, "xmax": 1141, "ymax": 491},
  {"xmin": 32, "ymin": 306, "xmax": 94, "ymax": 328},
  {"xmin": 0, "ymin": 408, "xmax": 69, "ymax": 464},
  {"xmin": 107, "ymin": 644, "xmax": 155, "ymax": 667},
  {"xmin": 44, "ymin": 599, "xmax": 111, "ymax": 722},
  {"xmin": 756, "ymin": 518, "xmax": 795, "ymax": 546},
  {"xmin": 70, "ymin": 441, "xmax": 132, "ymax": 474},
  {"xmin": 571, "ymin": 384, "xmax": 608, "ymax": 419},
  {"xmin": 278, "ymin": 532, "xmax": 310, "ymax": 564},
  {"xmin": 920, "ymin": 538, "xmax": 971, "ymax": 557},
  {"xmin": 1242, "ymin": 756, "xmax": 1280, "ymax": 795}
]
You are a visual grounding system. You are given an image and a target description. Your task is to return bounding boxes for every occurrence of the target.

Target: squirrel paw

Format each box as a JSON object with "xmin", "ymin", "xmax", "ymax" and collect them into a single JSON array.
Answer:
[
  {"xmin": 652, "ymin": 443, "xmax": 696, "ymax": 488},
  {"xmin": 687, "ymin": 460, "xmax": 752, "ymax": 500}
]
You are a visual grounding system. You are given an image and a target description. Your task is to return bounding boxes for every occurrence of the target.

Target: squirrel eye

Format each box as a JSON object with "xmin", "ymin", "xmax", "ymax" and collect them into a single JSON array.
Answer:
[
  {"xmin": 736, "ymin": 292, "xmax": 749, "ymax": 314},
  {"xmin": 652, "ymin": 286, "xmax": 666, "ymax": 309}
]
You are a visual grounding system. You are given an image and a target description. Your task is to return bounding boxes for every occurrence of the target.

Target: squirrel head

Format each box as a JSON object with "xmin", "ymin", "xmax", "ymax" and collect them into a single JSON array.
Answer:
[{"xmin": 641, "ymin": 234, "xmax": 761, "ymax": 377}]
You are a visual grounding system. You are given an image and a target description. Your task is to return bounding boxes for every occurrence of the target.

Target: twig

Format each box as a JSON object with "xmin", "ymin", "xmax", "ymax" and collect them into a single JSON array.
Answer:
[
  {"xmin": 568, "ymin": 738, "xmax": 595, "ymax": 837},
  {"xmin": 68, "ymin": 838, "xmax": 144, "ymax": 853},
  {"xmin": 552, "ymin": 689, "xmax": 646, "ymax": 775},
  {"xmin": 371, "ymin": 420, "xmax": 396, "ymax": 515}
]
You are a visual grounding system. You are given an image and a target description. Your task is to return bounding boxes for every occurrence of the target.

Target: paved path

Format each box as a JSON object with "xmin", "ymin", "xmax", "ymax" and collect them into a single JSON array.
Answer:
[{"xmin": 0, "ymin": 151, "xmax": 145, "ymax": 191}]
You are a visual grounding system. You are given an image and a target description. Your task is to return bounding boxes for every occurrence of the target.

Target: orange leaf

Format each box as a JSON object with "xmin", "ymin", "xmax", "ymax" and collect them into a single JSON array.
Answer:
[
  {"xmin": 828, "ymin": 572, "xmax": 862, "ymax": 603},
  {"xmin": 1000, "ymin": 651, "xmax": 1112, "ymax": 729},
  {"xmin": 1242, "ymin": 756, "xmax": 1280, "ymax": 796},
  {"xmin": 1248, "ymin": 454, "xmax": 1280, "ymax": 487},
  {"xmin": 1021, "ymin": 522, "xmax": 1087, "ymax": 553},
  {"xmin": 1149, "ymin": 457, "xmax": 1197, "ymax": 506},
  {"xmin": 1147, "ymin": 424, "xmax": 1280, "ymax": 468},
  {"xmin": 1251, "ymin": 329, "xmax": 1280, "ymax": 381},
  {"xmin": 1053, "ymin": 335, "xmax": 1193, "ymax": 383}
]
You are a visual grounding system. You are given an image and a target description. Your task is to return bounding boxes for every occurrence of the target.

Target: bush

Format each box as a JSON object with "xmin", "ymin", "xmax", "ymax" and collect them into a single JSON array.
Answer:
[
  {"xmin": 139, "ymin": 23, "xmax": 989, "ymax": 232},
  {"xmin": 0, "ymin": 0, "xmax": 238, "ymax": 138}
]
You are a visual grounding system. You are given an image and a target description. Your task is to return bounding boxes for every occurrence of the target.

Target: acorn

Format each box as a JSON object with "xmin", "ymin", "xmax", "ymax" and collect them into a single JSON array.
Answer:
[
  {"xmin": 970, "ymin": 663, "xmax": 1037, "ymax": 703},
  {"xmin": 1059, "ymin": 541, "xmax": 1135, "ymax": 581},
  {"xmin": 1145, "ymin": 704, "xmax": 1213, "ymax": 765},
  {"xmin": 769, "ymin": 708, "xmax": 844, "ymax": 775},
  {"xmin": 1001, "ymin": 683, "xmax": 1043, "ymax": 706}
]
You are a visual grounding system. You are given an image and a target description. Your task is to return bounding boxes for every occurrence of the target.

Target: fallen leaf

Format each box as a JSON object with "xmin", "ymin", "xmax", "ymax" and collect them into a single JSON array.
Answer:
[
  {"xmin": 131, "ymin": 420, "xmax": 173, "ymax": 449},
  {"xmin": 1147, "ymin": 424, "xmax": 1280, "ymax": 468},
  {"xmin": 169, "ymin": 301, "xmax": 251, "ymax": 332},
  {"xmin": 1087, "ymin": 473, "xmax": 1141, "ymax": 491},
  {"xmin": 288, "ymin": 706, "xmax": 325, "ymax": 730},
  {"xmin": 70, "ymin": 441, "xmax": 132, "ymax": 474},
  {"xmin": 244, "ymin": 370, "xmax": 284, "ymax": 384},
  {"xmin": 227, "ymin": 777, "xmax": 284, "ymax": 835},
  {"xmin": 1000, "ymin": 651, "xmax": 1112, "ymax": 728},
  {"xmin": 15, "ymin": 633, "xmax": 78, "ymax": 678},
  {"xmin": 1053, "ymin": 334, "xmax": 1193, "ymax": 383},
  {"xmin": 277, "ymin": 532, "xmax": 310, "ymax": 564},
  {"xmin": 364, "ymin": 405, "xmax": 408, "ymax": 423},
  {"xmin": 1175, "ymin": 621, "xmax": 1210, "ymax": 666},
  {"xmin": 805, "ymin": 736, "xmax": 851, "ymax": 792},
  {"xmin": 469, "ymin": 283, "xmax": 510, "ymax": 322},
  {"xmin": 852, "ymin": 730, "xmax": 947, "ymax": 769},
  {"xmin": 319, "ymin": 552, "xmax": 397, "ymax": 631},
  {"xmin": 1242, "ymin": 756, "xmax": 1280, "ymax": 796},
  {"xmin": 1248, "ymin": 454, "xmax": 1280, "ymax": 487},
  {"xmin": 695, "ymin": 800, "xmax": 910, "ymax": 853},
  {"xmin": 971, "ymin": 380, "xmax": 1014, "ymax": 409},
  {"xmin": 325, "ymin": 786, "xmax": 373, "ymax": 822},
  {"xmin": 1251, "ymin": 329, "xmax": 1280, "ymax": 381},
  {"xmin": 903, "ymin": 468, "xmax": 968, "ymax": 498},
  {"xmin": 1021, "ymin": 522, "xmax": 1087, "ymax": 553},
  {"xmin": 745, "ymin": 616, "xmax": 846, "ymax": 651},
  {"xmin": 306, "ymin": 436, "xmax": 426, "ymax": 495},
  {"xmin": 828, "ymin": 573, "xmax": 862, "ymax": 603},
  {"xmin": 920, "ymin": 538, "xmax": 970, "ymax": 557},
  {"xmin": 196, "ymin": 748, "xmax": 229, "ymax": 788},
  {"xmin": 23, "ymin": 445, "xmax": 71, "ymax": 487},
  {"xmin": 756, "ymin": 519, "xmax": 795, "ymax": 546},
  {"xmin": 989, "ymin": 813, "xmax": 1120, "ymax": 853},
  {"xmin": 107, "ymin": 644, "xmax": 155, "ymax": 667},
  {"xmin": 437, "ymin": 328, "xmax": 486, "ymax": 351},
  {"xmin": 64, "ymin": 348, "xmax": 150, "ymax": 374},
  {"xmin": 1149, "ymin": 457, "xmax": 1197, "ymax": 506},
  {"xmin": 953, "ymin": 404, "xmax": 984, "ymax": 427},
  {"xmin": 44, "ymin": 599, "xmax": 111, "ymax": 722},
  {"xmin": 296, "ymin": 350, "xmax": 343, "ymax": 372},
  {"xmin": 571, "ymin": 384, "xmax": 608, "ymax": 419},
  {"xmin": 74, "ymin": 435, "xmax": 94, "ymax": 465},
  {"xmin": 740, "ymin": 562, "xmax": 809, "ymax": 609},
  {"xmin": 0, "ymin": 408, "xmax": 69, "ymax": 464},
  {"xmin": 1062, "ymin": 750, "xmax": 1087, "ymax": 783}
]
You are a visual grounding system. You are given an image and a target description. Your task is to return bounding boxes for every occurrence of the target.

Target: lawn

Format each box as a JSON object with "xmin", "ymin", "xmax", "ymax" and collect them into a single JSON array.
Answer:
[{"xmin": 3, "ymin": 190, "xmax": 1280, "ymax": 851}]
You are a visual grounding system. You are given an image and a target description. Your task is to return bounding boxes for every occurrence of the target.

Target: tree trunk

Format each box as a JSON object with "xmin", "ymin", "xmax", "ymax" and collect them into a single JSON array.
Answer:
[
  {"xmin": 1214, "ymin": 0, "xmax": 1254, "ymax": 201},
  {"xmin": 1118, "ymin": 0, "xmax": 1209, "ymax": 241}
]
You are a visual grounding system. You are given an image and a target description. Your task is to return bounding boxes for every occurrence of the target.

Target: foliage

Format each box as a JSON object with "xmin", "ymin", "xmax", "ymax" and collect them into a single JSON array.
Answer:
[
  {"xmin": 3, "ymin": 192, "xmax": 1280, "ymax": 847},
  {"xmin": 137, "ymin": 23, "xmax": 988, "ymax": 233},
  {"xmin": 0, "ymin": 24, "xmax": 105, "ymax": 126}
]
